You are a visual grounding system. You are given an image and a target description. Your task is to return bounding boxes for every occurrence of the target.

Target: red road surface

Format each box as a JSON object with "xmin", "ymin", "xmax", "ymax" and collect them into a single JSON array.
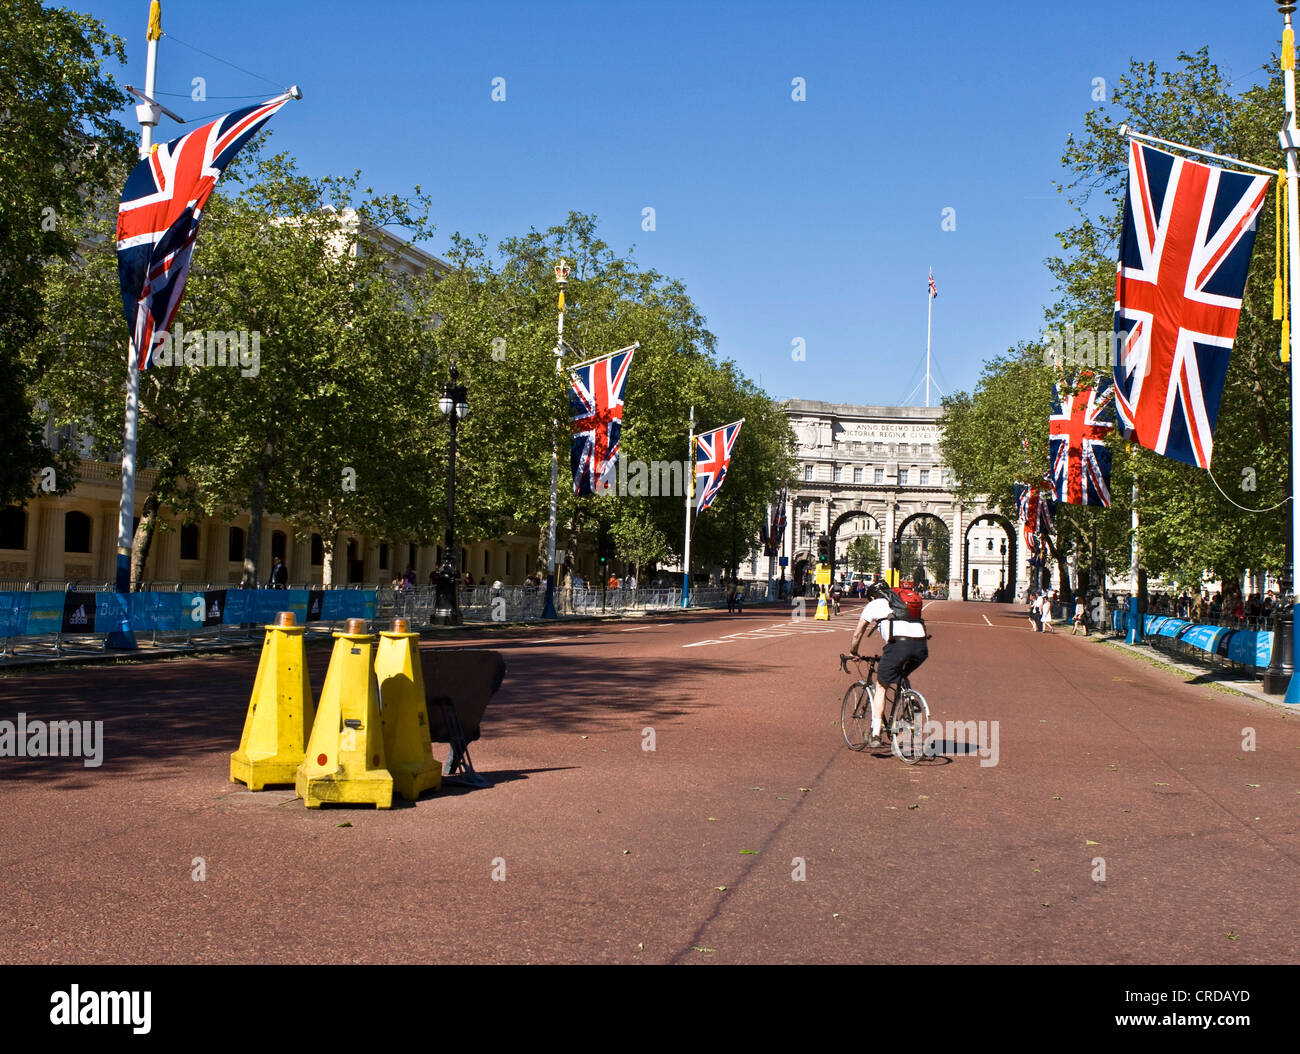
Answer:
[{"xmin": 0, "ymin": 600, "xmax": 1296, "ymax": 964}]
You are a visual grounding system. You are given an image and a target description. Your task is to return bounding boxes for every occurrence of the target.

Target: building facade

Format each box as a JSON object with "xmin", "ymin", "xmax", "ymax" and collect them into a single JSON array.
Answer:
[{"xmin": 747, "ymin": 399, "xmax": 1030, "ymax": 598}]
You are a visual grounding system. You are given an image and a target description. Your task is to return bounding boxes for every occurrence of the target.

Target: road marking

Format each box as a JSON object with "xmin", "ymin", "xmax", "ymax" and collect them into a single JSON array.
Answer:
[{"xmin": 982, "ymin": 615, "xmax": 993, "ymax": 626}]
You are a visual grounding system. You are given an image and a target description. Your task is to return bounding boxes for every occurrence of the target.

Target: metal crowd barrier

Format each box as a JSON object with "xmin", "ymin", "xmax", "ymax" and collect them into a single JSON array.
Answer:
[{"xmin": 1106, "ymin": 610, "xmax": 1275, "ymax": 674}]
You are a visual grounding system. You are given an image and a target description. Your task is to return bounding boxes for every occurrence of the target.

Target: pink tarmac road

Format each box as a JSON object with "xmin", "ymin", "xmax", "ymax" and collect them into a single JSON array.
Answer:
[{"xmin": 0, "ymin": 600, "xmax": 1296, "ymax": 964}]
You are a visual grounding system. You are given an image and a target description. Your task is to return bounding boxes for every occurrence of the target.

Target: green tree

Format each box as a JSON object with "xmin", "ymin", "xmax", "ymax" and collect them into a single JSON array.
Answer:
[
  {"xmin": 0, "ymin": 0, "xmax": 132, "ymax": 505},
  {"xmin": 845, "ymin": 533, "xmax": 880, "ymax": 574}
]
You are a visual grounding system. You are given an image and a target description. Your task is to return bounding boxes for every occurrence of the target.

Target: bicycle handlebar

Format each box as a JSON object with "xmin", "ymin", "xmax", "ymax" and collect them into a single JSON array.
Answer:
[{"xmin": 839, "ymin": 652, "xmax": 880, "ymax": 673}]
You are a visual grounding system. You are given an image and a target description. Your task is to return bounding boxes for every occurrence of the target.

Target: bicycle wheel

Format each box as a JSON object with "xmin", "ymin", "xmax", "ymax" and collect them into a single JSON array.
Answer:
[
  {"xmin": 841, "ymin": 680, "xmax": 873, "ymax": 751},
  {"xmin": 891, "ymin": 688, "xmax": 930, "ymax": 764}
]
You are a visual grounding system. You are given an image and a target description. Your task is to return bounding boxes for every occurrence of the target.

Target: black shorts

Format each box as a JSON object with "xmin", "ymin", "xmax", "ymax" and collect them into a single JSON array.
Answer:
[{"xmin": 879, "ymin": 635, "xmax": 927, "ymax": 685}]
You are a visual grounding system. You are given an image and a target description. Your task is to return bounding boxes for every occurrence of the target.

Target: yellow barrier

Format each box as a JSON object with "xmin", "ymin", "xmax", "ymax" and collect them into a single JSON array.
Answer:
[
  {"xmin": 375, "ymin": 619, "xmax": 441, "ymax": 801},
  {"xmin": 296, "ymin": 619, "xmax": 393, "ymax": 809},
  {"xmin": 230, "ymin": 612, "xmax": 315, "ymax": 790}
]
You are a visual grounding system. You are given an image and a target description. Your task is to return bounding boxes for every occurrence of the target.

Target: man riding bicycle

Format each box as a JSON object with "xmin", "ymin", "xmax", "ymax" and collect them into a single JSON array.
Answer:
[{"xmin": 848, "ymin": 583, "xmax": 928, "ymax": 748}]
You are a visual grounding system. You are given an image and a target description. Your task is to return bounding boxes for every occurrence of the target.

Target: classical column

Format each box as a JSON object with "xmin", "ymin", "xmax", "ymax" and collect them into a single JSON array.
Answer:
[
  {"xmin": 36, "ymin": 502, "xmax": 65, "ymax": 580},
  {"xmin": 949, "ymin": 502, "xmax": 963, "ymax": 597},
  {"xmin": 98, "ymin": 507, "xmax": 119, "ymax": 581},
  {"xmin": 883, "ymin": 500, "xmax": 896, "ymax": 581},
  {"xmin": 203, "ymin": 520, "xmax": 227, "ymax": 586},
  {"xmin": 291, "ymin": 531, "xmax": 311, "ymax": 587}
]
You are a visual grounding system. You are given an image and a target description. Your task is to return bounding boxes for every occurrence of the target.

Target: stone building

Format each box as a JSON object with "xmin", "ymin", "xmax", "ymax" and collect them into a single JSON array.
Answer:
[{"xmin": 745, "ymin": 399, "xmax": 1029, "ymax": 599}]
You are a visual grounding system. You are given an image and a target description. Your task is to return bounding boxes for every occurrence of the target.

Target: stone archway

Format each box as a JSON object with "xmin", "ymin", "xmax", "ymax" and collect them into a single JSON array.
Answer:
[
  {"xmin": 963, "ymin": 512, "xmax": 1018, "ymax": 601},
  {"xmin": 894, "ymin": 512, "xmax": 950, "ymax": 591},
  {"xmin": 827, "ymin": 509, "xmax": 884, "ymax": 583}
]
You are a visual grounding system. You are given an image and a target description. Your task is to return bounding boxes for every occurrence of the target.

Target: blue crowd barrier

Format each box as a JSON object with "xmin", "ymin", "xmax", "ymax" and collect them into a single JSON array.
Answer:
[{"xmin": 0, "ymin": 588, "xmax": 377, "ymax": 639}]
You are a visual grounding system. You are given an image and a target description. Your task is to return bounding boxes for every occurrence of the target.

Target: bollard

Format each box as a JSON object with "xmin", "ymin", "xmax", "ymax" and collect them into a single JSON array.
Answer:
[
  {"xmin": 375, "ymin": 618, "xmax": 442, "ymax": 800},
  {"xmin": 230, "ymin": 611, "xmax": 315, "ymax": 790},
  {"xmin": 295, "ymin": 619, "xmax": 393, "ymax": 809}
]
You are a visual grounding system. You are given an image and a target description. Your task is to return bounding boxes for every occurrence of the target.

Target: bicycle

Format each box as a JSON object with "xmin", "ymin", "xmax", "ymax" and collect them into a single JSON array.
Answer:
[{"xmin": 839, "ymin": 653, "xmax": 930, "ymax": 764}]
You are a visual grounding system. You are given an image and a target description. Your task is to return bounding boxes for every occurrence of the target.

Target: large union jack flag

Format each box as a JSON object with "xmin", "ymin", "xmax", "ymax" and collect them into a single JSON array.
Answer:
[
  {"xmin": 767, "ymin": 484, "xmax": 788, "ymax": 555},
  {"xmin": 1113, "ymin": 139, "xmax": 1269, "ymax": 469},
  {"xmin": 117, "ymin": 93, "xmax": 295, "ymax": 370},
  {"xmin": 569, "ymin": 345, "xmax": 636, "ymax": 496},
  {"xmin": 1050, "ymin": 377, "xmax": 1115, "ymax": 507},
  {"xmin": 695, "ymin": 419, "xmax": 743, "ymax": 511}
]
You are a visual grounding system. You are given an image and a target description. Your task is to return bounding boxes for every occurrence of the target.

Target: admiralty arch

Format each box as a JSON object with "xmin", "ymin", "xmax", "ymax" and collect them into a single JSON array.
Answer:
[{"xmin": 751, "ymin": 400, "xmax": 1032, "ymax": 599}]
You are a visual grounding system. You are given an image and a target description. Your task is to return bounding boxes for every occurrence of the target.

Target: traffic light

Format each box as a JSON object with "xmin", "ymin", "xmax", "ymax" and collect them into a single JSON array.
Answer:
[
  {"xmin": 817, "ymin": 533, "xmax": 829, "ymax": 564},
  {"xmin": 890, "ymin": 541, "xmax": 901, "ymax": 567}
]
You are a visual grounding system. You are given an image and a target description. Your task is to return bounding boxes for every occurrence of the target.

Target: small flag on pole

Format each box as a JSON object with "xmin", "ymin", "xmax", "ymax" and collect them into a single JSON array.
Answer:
[
  {"xmin": 928, "ymin": 269, "xmax": 938, "ymax": 299},
  {"xmin": 694, "ymin": 419, "xmax": 743, "ymax": 511}
]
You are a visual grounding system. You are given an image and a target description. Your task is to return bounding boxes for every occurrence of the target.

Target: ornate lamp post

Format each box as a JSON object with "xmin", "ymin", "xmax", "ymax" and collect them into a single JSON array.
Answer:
[
  {"xmin": 434, "ymin": 364, "xmax": 469, "ymax": 625},
  {"xmin": 1000, "ymin": 539, "xmax": 1007, "ymax": 590}
]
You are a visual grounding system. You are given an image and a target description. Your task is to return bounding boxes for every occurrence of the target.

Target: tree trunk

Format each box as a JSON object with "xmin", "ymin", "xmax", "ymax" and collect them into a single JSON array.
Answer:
[
  {"xmin": 321, "ymin": 530, "xmax": 336, "ymax": 587},
  {"xmin": 129, "ymin": 485, "xmax": 162, "ymax": 591},
  {"xmin": 242, "ymin": 438, "xmax": 274, "ymax": 588}
]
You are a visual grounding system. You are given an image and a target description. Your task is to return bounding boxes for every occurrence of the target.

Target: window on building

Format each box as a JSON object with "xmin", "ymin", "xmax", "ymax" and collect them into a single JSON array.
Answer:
[
  {"xmin": 987, "ymin": 538, "xmax": 994, "ymax": 551},
  {"xmin": 898, "ymin": 443, "xmax": 908, "ymax": 455},
  {"xmin": 180, "ymin": 523, "xmax": 199, "ymax": 561},
  {"xmin": 898, "ymin": 469, "xmax": 909, "ymax": 485},
  {"xmin": 920, "ymin": 469, "xmax": 930, "ymax": 485},
  {"xmin": 874, "ymin": 442, "xmax": 883, "ymax": 453},
  {"xmin": 311, "ymin": 534, "xmax": 324, "ymax": 566},
  {"xmin": 0, "ymin": 506, "xmax": 27, "ymax": 550},
  {"xmin": 874, "ymin": 468, "xmax": 884, "ymax": 484},
  {"xmin": 64, "ymin": 511, "xmax": 92, "ymax": 554},
  {"xmin": 271, "ymin": 531, "xmax": 287, "ymax": 562},
  {"xmin": 833, "ymin": 465, "xmax": 842, "ymax": 482},
  {"xmin": 853, "ymin": 467, "xmax": 863, "ymax": 483},
  {"xmin": 379, "ymin": 542, "xmax": 389, "ymax": 571},
  {"xmin": 922, "ymin": 444, "xmax": 931, "ymax": 456},
  {"xmin": 408, "ymin": 543, "xmax": 417, "ymax": 570},
  {"xmin": 228, "ymin": 527, "xmax": 245, "ymax": 562},
  {"xmin": 804, "ymin": 465, "xmax": 814, "ymax": 482}
]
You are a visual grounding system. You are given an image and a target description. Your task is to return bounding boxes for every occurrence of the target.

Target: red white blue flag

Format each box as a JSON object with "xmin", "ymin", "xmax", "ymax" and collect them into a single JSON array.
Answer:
[
  {"xmin": 1113, "ymin": 139, "xmax": 1269, "ymax": 468},
  {"xmin": 117, "ymin": 93, "xmax": 295, "ymax": 370},
  {"xmin": 694, "ymin": 419, "xmax": 743, "ymax": 511},
  {"xmin": 569, "ymin": 345, "xmax": 636, "ymax": 495},
  {"xmin": 1014, "ymin": 482, "xmax": 1053, "ymax": 552},
  {"xmin": 767, "ymin": 484, "xmax": 788, "ymax": 555},
  {"xmin": 1049, "ymin": 378, "xmax": 1115, "ymax": 507}
]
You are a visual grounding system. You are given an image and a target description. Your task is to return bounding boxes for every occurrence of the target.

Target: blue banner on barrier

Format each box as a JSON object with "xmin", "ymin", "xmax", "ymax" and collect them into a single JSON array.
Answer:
[
  {"xmin": 1156, "ymin": 618, "xmax": 1191, "ymax": 639},
  {"xmin": 1227, "ymin": 631, "xmax": 1272, "ymax": 667},
  {"xmin": 0, "ymin": 588, "xmax": 378, "ymax": 639},
  {"xmin": 1178, "ymin": 624, "xmax": 1231, "ymax": 652}
]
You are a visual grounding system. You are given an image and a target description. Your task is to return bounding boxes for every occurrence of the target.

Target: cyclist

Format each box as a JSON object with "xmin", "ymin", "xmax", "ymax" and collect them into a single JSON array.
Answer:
[
  {"xmin": 848, "ymin": 583, "xmax": 928, "ymax": 748},
  {"xmin": 830, "ymin": 580, "xmax": 843, "ymax": 616}
]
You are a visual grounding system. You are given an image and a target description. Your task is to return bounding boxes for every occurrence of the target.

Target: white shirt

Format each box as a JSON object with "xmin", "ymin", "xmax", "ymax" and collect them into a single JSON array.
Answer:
[{"xmin": 858, "ymin": 596, "xmax": 926, "ymax": 641}]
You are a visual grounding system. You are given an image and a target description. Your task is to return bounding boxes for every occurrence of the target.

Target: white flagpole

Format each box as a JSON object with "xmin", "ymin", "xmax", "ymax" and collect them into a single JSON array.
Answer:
[
  {"xmin": 1279, "ymin": 3, "xmax": 1300, "ymax": 703},
  {"xmin": 682, "ymin": 406, "xmax": 694, "ymax": 608},
  {"xmin": 926, "ymin": 270, "xmax": 933, "ymax": 408},
  {"xmin": 543, "ymin": 259, "xmax": 569, "ymax": 620},
  {"xmin": 109, "ymin": 0, "xmax": 162, "ymax": 648}
]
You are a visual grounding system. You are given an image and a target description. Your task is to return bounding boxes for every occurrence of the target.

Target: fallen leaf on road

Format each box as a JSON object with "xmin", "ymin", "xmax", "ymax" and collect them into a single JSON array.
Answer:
[
  {"xmin": 1085, "ymin": 839, "xmax": 1099, "ymax": 845},
  {"xmin": 1155, "ymin": 782, "xmax": 1169, "ymax": 786},
  {"xmin": 715, "ymin": 886, "xmax": 727, "ymax": 891},
  {"xmin": 1052, "ymin": 796, "xmax": 1061, "ymax": 800},
  {"xmin": 336, "ymin": 823, "xmax": 352, "ymax": 828},
  {"xmin": 693, "ymin": 947, "xmax": 715, "ymax": 953},
  {"xmin": 1227, "ymin": 931, "xmax": 1239, "ymax": 941},
  {"xmin": 740, "ymin": 849, "xmax": 757, "ymax": 855},
  {"xmin": 908, "ymin": 804, "xmax": 919, "ymax": 810},
  {"xmin": 707, "ymin": 817, "xmax": 716, "ymax": 822},
  {"xmin": 777, "ymin": 796, "xmax": 788, "ymax": 800},
  {"xmin": 579, "ymin": 735, "xmax": 588, "ymax": 740},
  {"xmin": 749, "ymin": 786, "xmax": 763, "ymax": 791},
  {"xmin": 1247, "ymin": 783, "xmax": 1261, "ymax": 788},
  {"xmin": 799, "ymin": 787, "xmax": 811, "ymax": 793},
  {"xmin": 622, "ymin": 849, "xmax": 630, "ymax": 854}
]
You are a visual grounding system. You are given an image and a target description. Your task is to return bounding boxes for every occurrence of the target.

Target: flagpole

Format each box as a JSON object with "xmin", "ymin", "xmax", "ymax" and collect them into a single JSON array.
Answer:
[
  {"xmin": 682, "ymin": 406, "xmax": 694, "ymax": 608},
  {"xmin": 108, "ymin": 0, "xmax": 163, "ymax": 649},
  {"xmin": 543, "ymin": 259, "xmax": 569, "ymax": 620},
  {"xmin": 926, "ymin": 269, "xmax": 933, "ymax": 408},
  {"xmin": 1279, "ymin": 1, "xmax": 1300, "ymax": 703}
]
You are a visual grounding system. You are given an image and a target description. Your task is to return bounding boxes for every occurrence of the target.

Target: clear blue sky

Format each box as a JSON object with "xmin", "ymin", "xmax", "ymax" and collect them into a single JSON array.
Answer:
[{"xmin": 85, "ymin": 0, "xmax": 1284, "ymax": 407}]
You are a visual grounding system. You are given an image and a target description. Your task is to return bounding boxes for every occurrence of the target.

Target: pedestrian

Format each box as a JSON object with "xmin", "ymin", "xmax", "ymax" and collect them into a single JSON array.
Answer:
[
  {"xmin": 726, "ymin": 584, "xmax": 736, "ymax": 613},
  {"xmin": 1072, "ymin": 596, "xmax": 1087, "ymax": 636},
  {"xmin": 266, "ymin": 556, "xmax": 288, "ymax": 589},
  {"xmin": 1028, "ymin": 593, "xmax": 1042, "ymax": 632},
  {"xmin": 1041, "ymin": 593, "xmax": 1055, "ymax": 632}
]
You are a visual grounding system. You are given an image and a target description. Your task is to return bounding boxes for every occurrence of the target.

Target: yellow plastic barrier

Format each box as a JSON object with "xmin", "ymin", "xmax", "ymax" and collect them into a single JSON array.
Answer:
[
  {"xmin": 375, "ymin": 619, "xmax": 441, "ymax": 801},
  {"xmin": 296, "ymin": 619, "xmax": 393, "ymax": 809},
  {"xmin": 815, "ymin": 586, "xmax": 829, "ymax": 621},
  {"xmin": 230, "ymin": 611, "xmax": 315, "ymax": 790}
]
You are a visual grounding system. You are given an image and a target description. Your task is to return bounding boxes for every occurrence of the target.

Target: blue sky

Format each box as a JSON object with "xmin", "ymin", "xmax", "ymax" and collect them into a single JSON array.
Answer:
[{"xmin": 86, "ymin": 0, "xmax": 1285, "ymax": 406}]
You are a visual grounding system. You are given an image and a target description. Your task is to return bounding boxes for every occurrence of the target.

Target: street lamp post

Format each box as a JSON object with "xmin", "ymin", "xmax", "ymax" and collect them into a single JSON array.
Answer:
[
  {"xmin": 434, "ymin": 364, "xmax": 469, "ymax": 626},
  {"xmin": 1000, "ymin": 539, "xmax": 1007, "ymax": 592}
]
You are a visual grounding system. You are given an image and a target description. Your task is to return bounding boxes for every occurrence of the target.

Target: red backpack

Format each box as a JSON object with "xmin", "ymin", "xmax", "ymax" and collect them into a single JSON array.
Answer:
[{"xmin": 883, "ymin": 585, "xmax": 924, "ymax": 622}]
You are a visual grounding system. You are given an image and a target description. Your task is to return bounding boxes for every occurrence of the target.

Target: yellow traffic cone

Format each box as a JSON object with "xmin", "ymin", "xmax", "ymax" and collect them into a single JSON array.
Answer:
[
  {"xmin": 231, "ymin": 611, "xmax": 315, "ymax": 790},
  {"xmin": 815, "ymin": 587, "xmax": 829, "ymax": 621},
  {"xmin": 296, "ymin": 619, "xmax": 393, "ymax": 809},
  {"xmin": 375, "ymin": 619, "xmax": 441, "ymax": 801}
]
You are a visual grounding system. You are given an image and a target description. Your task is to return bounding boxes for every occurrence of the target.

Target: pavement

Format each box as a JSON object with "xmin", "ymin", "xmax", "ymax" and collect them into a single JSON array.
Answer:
[{"xmin": 1, "ymin": 599, "xmax": 1297, "ymax": 964}]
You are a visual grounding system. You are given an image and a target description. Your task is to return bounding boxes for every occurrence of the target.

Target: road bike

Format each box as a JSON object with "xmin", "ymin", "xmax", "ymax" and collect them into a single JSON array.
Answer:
[{"xmin": 839, "ymin": 652, "xmax": 930, "ymax": 764}]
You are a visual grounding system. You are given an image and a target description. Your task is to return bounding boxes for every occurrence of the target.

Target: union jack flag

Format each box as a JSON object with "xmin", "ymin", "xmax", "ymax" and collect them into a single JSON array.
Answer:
[
  {"xmin": 1113, "ymin": 139, "xmax": 1269, "ymax": 468},
  {"xmin": 928, "ymin": 269, "xmax": 937, "ymax": 299},
  {"xmin": 694, "ymin": 419, "xmax": 743, "ymax": 511},
  {"xmin": 1013, "ymin": 482, "xmax": 1053, "ymax": 552},
  {"xmin": 1049, "ymin": 377, "xmax": 1115, "ymax": 507},
  {"xmin": 569, "ymin": 345, "xmax": 636, "ymax": 496},
  {"xmin": 117, "ymin": 93, "xmax": 295, "ymax": 370},
  {"xmin": 767, "ymin": 484, "xmax": 788, "ymax": 555}
]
